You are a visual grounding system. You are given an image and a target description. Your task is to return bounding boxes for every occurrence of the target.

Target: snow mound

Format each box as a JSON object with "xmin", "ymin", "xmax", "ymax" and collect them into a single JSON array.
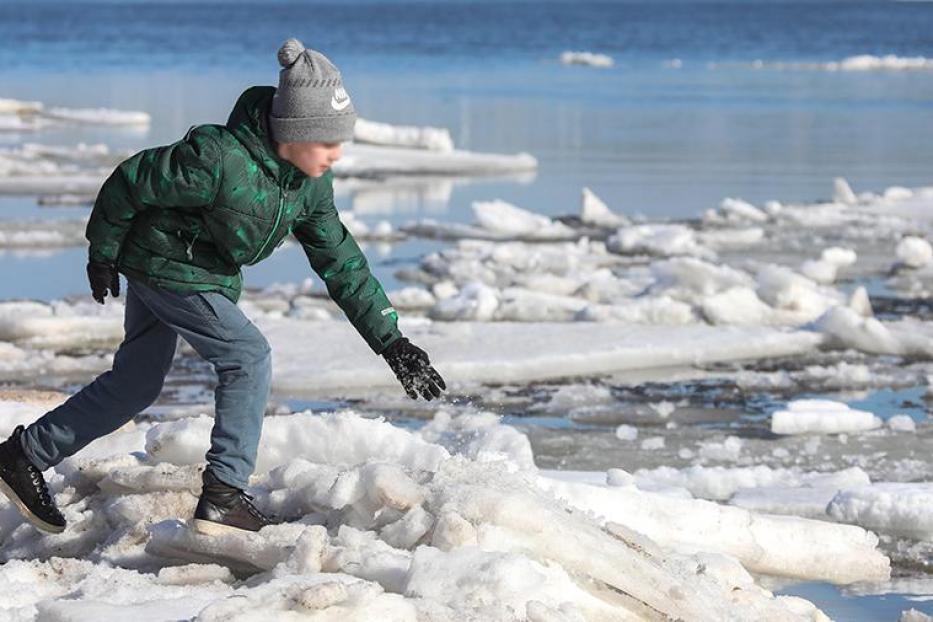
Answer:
[{"xmin": 0, "ymin": 402, "xmax": 864, "ymax": 619}]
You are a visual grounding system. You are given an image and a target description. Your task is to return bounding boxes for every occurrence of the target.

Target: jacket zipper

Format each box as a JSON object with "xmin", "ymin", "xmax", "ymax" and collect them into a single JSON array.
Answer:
[
  {"xmin": 247, "ymin": 184, "xmax": 286, "ymax": 265},
  {"xmin": 177, "ymin": 227, "xmax": 200, "ymax": 261}
]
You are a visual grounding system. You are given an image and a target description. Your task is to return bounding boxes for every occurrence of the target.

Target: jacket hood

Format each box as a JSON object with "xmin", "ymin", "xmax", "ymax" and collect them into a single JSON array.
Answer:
[{"xmin": 225, "ymin": 85, "xmax": 306, "ymax": 189}]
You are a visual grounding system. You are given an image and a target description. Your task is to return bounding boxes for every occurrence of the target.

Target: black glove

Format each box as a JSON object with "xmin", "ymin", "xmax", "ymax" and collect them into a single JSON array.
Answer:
[
  {"xmin": 87, "ymin": 260, "xmax": 120, "ymax": 304},
  {"xmin": 382, "ymin": 337, "xmax": 446, "ymax": 401}
]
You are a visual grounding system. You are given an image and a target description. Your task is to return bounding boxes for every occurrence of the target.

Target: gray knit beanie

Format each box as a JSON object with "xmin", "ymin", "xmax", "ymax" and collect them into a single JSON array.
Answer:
[{"xmin": 268, "ymin": 38, "xmax": 357, "ymax": 144}]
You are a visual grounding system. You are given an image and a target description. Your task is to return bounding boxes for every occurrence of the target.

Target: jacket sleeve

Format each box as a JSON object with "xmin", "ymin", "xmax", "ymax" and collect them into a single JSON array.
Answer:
[
  {"xmin": 292, "ymin": 171, "xmax": 403, "ymax": 355},
  {"xmin": 85, "ymin": 125, "xmax": 224, "ymax": 265}
]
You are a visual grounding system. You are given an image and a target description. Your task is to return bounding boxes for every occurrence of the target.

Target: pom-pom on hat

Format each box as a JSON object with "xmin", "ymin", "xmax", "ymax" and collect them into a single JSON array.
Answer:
[{"xmin": 268, "ymin": 37, "xmax": 357, "ymax": 144}]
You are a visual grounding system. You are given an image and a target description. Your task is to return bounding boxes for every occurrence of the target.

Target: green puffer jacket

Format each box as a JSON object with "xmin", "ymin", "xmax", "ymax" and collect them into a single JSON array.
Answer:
[{"xmin": 85, "ymin": 85, "xmax": 401, "ymax": 355}]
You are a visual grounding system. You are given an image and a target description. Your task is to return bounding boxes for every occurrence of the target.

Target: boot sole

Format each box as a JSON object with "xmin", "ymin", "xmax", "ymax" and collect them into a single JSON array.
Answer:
[
  {"xmin": 190, "ymin": 517, "xmax": 260, "ymax": 536},
  {"xmin": 0, "ymin": 476, "xmax": 65, "ymax": 534}
]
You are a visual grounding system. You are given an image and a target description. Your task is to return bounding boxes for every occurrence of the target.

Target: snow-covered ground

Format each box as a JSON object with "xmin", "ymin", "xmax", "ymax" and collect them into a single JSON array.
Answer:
[{"xmin": 0, "ymin": 396, "xmax": 873, "ymax": 620}]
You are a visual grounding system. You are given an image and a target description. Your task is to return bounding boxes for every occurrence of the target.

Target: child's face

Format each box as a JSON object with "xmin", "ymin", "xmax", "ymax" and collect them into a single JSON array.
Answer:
[{"xmin": 276, "ymin": 141, "xmax": 343, "ymax": 178}]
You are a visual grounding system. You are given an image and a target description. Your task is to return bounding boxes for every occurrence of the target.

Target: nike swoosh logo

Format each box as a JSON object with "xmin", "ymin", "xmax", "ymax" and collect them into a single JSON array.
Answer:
[{"xmin": 331, "ymin": 96, "xmax": 351, "ymax": 111}]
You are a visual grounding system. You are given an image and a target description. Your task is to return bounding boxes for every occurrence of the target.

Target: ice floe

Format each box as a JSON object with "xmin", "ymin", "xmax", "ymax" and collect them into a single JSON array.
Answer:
[
  {"xmin": 770, "ymin": 399, "xmax": 883, "ymax": 435},
  {"xmin": 559, "ymin": 51, "xmax": 615, "ymax": 68},
  {"xmin": 334, "ymin": 142, "xmax": 538, "ymax": 178},
  {"xmin": 0, "ymin": 96, "xmax": 151, "ymax": 130},
  {"xmin": 748, "ymin": 55, "xmax": 933, "ymax": 72},
  {"xmin": 354, "ymin": 118, "xmax": 454, "ymax": 152}
]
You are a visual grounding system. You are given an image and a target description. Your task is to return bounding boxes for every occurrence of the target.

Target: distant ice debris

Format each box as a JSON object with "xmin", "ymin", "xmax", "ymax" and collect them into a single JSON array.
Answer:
[
  {"xmin": 559, "ymin": 51, "xmax": 615, "ymax": 68},
  {"xmin": 608, "ymin": 223, "xmax": 713, "ymax": 258},
  {"xmin": 800, "ymin": 247, "xmax": 857, "ymax": 284},
  {"xmin": 404, "ymin": 200, "xmax": 575, "ymax": 241},
  {"xmin": 334, "ymin": 142, "xmax": 537, "ymax": 177},
  {"xmin": 752, "ymin": 55, "xmax": 933, "ymax": 72},
  {"xmin": 719, "ymin": 197, "xmax": 769, "ymax": 223},
  {"xmin": 770, "ymin": 399, "xmax": 883, "ymax": 435},
  {"xmin": 580, "ymin": 186, "xmax": 628, "ymax": 228},
  {"xmin": 42, "ymin": 106, "xmax": 151, "ymax": 126},
  {"xmin": 0, "ymin": 141, "xmax": 124, "ymax": 194},
  {"xmin": 816, "ymin": 305, "xmax": 933, "ymax": 357},
  {"xmin": 831, "ymin": 54, "xmax": 933, "ymax": 71},
  {"xmin": 834, "ymin": 177, "xmax": 858, "ymax": 205},
  {"xmin": 896, "ymin": 235, "xmax": 933, "ymax": 269},
  {"xmin": 664, "ymin": 58, "xmax": 683, "ymax": 69},
  {"xmin": 354, "ymin": 118, "xmax": 454, "ymax": 152},
  {"xmin": 0, "ymin": 97, "xmax": 42, "ymax": 114},
  {"xmin": 473, "ymin": 199, "xmax": 575, "ymax": 239},
  {"xmin": 0, "ymin": 96, "xmax": 150, "ymax": 128}
]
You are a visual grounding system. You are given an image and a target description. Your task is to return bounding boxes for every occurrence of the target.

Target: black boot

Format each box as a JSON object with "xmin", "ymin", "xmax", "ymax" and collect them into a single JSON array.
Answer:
[
  {"xmin": 191, "ymin": 467, "xmax": 276, "ymax": 535},
  {"xmin": 0, "ymin": 424, "xmax": 66, "ymax": 534}
]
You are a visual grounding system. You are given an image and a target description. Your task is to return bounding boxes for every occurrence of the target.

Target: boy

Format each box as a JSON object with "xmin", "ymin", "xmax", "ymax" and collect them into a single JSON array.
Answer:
[{"xmin": 0, "ymin": 38, "xmax": 445, "ymax": 536}]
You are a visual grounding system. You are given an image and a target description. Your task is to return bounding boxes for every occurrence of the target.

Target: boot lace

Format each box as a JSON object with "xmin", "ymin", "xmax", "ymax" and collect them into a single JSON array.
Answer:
[
  {"xmin": 26, "ymin": 463, "xmax": 54, "ymax": 507},
  {"xmin": 239, "ymin": 491, "xmax": 268, "ymax": 522}
]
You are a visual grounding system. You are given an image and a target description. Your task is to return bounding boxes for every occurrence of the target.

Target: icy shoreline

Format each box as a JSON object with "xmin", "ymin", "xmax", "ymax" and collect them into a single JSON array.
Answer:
[{"xmin": 0, "ymin": 396, "xmax": 883, "ymax": 620}]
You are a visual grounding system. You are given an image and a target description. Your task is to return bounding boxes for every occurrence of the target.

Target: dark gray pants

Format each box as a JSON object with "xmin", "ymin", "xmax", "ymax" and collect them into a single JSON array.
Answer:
[{"xmin": 20, "ymin": 277, "xmax": 272, "ymax": 489}]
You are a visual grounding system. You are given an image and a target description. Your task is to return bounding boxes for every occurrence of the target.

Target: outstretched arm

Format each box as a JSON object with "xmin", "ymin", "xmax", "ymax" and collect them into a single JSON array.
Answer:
[
  {"xmin": 292, "ymin": 171, "xmax": 446, "ymax": 399},
  {"xmin": 291, "ymin": 170, "xmax": 402, "ymax": 354}
]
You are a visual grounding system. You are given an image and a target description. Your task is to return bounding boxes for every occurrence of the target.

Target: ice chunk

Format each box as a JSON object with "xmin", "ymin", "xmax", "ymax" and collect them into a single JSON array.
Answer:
[
  {"xmin": 837, "ymin": 54, "xmax": 933, "ymax": 71},
  {"xmin": 848, "ymin": 286, "xmax": 874, "ymax": 317},
  {"xmin": 640, "ymin": 436, "xmax": 665, "ymax": 450},
  {"xmin": 896, "ymin": 236, "xmax": 933, "ymax": 269},
  {"xmin": 770, "ymin": 399, "xmax": 883, "ymax": 435},
  {"xmin": 0, "ymin": 97, "xmax": 43, "ymax": 114},
  {"xmin": 334, "ymin": 142, "xmax": 537, "ymax": 177},
  {"xmin": 828, "ymin": 483, "xmax": 933, "ymax": 539},
  {"xmin": 41, "ymin": 106, "xmax": 150, "ymax": 126},
  {"xmin": 719, "ymin": 197, "xmax": 768, "ymax": 222},
  {"xmin": 834, "ymin": 178, "xmax": 858, "ymax": 205},
  {"xmin": 155, "ymin": 563, "xmax": 235, "ymax": 586},
  {"xmin": 539, "ymin": 471, "xmax": 890, "ymax": 584},
  {"xmin": 608, "ymin": 224, "xmax": 711, "ymax": 258},
  {"xmin": 404, "ymin": 545, "xmax": 614, "ymax": 620},
  {"xmin": 800, "ymin": 247, "xmax": 856, "ymax": 284},
  {"xmin": 472, "ymin": 199, "xmax": 575, "ymax": 239},
  {"xmin": 886, "ymin": 414, "xmax": 917, "ymax": 432},
  {"xmin": 615, "ymin": 424, "xmax": 638, "ymax": 441},
  {"xmin": 354, "ymin": 118, "xmax": 454, "ymax": 152},
  {"xmin": 756, "ymin": 265, "xmax": 839, "ymax": 321},
  {"xmin": 816, "ymin": 306, "xmax": 933, "ymax": 356},
  {"xmin": 559, "ymin": 51, "xmax": 614, "ymax": 68},
  {"xmin": 580, "ymin": 187, "xmax": 627, "ymax": 228}
]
